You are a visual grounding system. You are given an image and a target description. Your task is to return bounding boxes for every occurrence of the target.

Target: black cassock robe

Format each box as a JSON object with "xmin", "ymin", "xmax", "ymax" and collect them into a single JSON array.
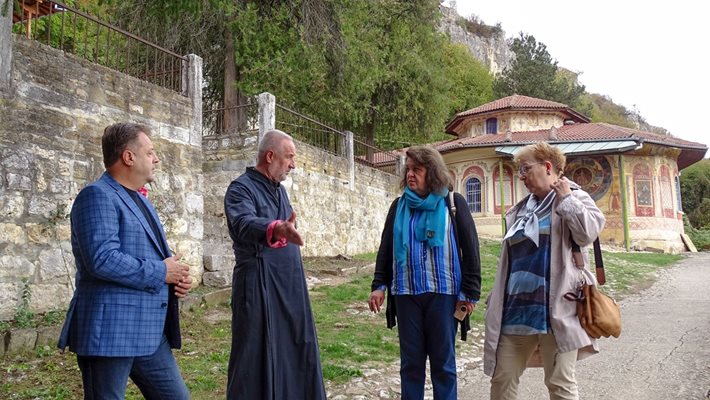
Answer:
[{"xmin": 224, "ymin": 167, "xmax": 326, "ymax": 400}]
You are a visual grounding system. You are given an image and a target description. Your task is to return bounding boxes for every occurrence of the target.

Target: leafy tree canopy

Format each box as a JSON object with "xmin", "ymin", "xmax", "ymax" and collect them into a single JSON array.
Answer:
[
  {"xmin": 97, "ymin": 0, "xmax": 493, "ymax": 149},
  {"xmin": 493, "ymin": 33, "xmax": 585, "ymax": 108},
  {"xmin": 679, "ymin": 159, "xmax": 710, "ymax": 229}
]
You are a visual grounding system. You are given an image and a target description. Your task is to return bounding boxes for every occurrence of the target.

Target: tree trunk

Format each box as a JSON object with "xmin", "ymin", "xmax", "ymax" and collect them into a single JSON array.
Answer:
[
  {"xmin": 363, "ymin": 94, "xmax": 378, "ymax": 164},
  {"xmin": 222, "ymin": 21, "xmax": 249, "ymax": 133}
]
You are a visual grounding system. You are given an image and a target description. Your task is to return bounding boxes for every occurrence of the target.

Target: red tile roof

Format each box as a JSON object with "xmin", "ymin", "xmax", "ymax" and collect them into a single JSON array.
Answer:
[
  {"xmin": 431, "ymin": 122, "xmax": 708, "ymax": 169},
  {"xmin": 435, "ymin": 123, "xmax": 707, "ymax": 152},
  {"xmin": 445, "ymin": 94, "xmax": 590, "ymax": 134},
  {"xmin": 455, "ymin": 94, "xmax": 570, "ymax": 117}
]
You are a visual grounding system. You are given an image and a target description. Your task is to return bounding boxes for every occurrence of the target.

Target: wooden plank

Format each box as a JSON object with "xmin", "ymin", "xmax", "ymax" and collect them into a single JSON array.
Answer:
[{"xmin": 680, "ymin": 233, "xmax": 698, "ymax": 253}]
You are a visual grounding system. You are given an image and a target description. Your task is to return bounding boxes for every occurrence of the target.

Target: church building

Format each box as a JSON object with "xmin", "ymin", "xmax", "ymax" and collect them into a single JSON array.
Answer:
[{"xmin": 435, "ymin": 95, "xmax": 707, "ymax": 253}]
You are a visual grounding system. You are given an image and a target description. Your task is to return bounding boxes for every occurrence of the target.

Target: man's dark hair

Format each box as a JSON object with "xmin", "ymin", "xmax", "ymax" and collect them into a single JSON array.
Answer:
[{"xmin": 102, "ymin": 123, "xmax": 151, "ymax": 168}]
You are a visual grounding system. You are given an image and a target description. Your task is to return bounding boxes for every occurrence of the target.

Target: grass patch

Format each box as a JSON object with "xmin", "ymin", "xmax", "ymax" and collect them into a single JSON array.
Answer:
[{"xmin": 311, "ymin": 274, "xmax": 399, "ymax": 384}]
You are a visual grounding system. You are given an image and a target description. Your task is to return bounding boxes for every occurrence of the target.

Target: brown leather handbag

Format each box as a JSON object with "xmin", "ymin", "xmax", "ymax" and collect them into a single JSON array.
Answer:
[
  {"xmin": 567, "ymin": 283, "xmax": 622, "ymax": 339},
  {"xmin": 565, "ymin": 238, "xmax": 622, "ymax": 339}
]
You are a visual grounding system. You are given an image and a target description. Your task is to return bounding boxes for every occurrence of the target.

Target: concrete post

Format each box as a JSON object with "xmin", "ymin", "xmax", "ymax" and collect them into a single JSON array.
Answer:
[
  {"xmin": 397, "ymin": 154, "xmax": 406, "ymax": 177},
  {"xmin": 183, "ymin": 54, "xmax": 203, "ymax": 147},
  {"xmin": 344, "ymin": 131, "xmax": 355, "ymax": 190},
  {"xmin": 257, "ymin": 92, "xmax": 276, "ymax": 145},
  {"xmin": 0, "ymin": 0, "xmax": 13, "ymax": 96}
]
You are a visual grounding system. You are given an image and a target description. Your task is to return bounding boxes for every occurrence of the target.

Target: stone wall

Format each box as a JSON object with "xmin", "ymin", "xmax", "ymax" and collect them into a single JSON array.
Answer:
[
  {"xmin": 0, "ymin": 34, "xmax": 203, "ymax": 320},
  {"xmin": 201, "ymin": 132, "xmax": 400, "ymax": 288}
]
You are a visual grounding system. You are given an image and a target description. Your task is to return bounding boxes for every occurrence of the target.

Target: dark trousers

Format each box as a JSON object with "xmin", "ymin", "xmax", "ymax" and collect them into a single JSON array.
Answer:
[
  {"xmin": 394, "ymin": 293, "xmax": 458, "ymax": 400},
  {"xmin": 76, "ymin": 335, "xmax": 189, "ymax": 400}
]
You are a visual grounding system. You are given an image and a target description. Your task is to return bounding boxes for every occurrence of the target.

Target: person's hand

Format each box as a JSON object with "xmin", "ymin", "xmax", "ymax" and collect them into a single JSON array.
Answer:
[
  {"xmin": 164, "ymin": 253, "xmax": 190, "ymax": 284},
  {"xmin": 551, "ymin": 176, "xmax": 572, "ymax": 198},
  {"xmin": 456, "ymin": 300, "xmax": 476, "ymax": 315},
  {"xmin": 174, "ymin": 275, "xmax": 193, "ymax": 298},
  {"xmin": 368, "ymin": 290, "xmax": 385, "ymax": 313},
  {"xmin": 273, "ymin": 212, "xmax": 304, "ymax": 246}
]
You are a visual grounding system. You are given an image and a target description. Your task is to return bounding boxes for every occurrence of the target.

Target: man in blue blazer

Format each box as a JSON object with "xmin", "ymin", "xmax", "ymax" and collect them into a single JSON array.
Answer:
[{"xmin": 58, "ymin": 122, "xmax": 192, "ymax": 399}]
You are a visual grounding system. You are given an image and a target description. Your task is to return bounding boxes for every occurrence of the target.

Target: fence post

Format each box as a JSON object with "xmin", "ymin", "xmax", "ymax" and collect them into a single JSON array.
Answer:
[
  {"xmin": 0, "ymin": 0, "xmax": 13, "ymax": 96},
  {"xmin": 183, "ymin": 54, "xmax": 203, "ymax": 146},
  {"xmin": 397, "ymin": 153, "xmax": 406, "ymax": 177},
  {"xmin": 258, "ymin": 92, "xmax": 276, "ymax": 145},
  {"xmin": 345, "ymin": 131, "xmax": 355, "ymax": 191}
]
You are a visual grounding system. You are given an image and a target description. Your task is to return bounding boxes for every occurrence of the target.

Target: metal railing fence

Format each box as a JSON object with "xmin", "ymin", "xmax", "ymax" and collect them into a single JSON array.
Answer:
[
  {"xmin": 275, "ymin": 104, "xmax": 347, "ymax": 157},
  {"xmin": 12, "ymin": 0, "xmax": 187, "ymax": 94},
  {"xmin": 203, "ymin": 102, "xmax": 258, "ymax": 136},
  {"xmin": 353, "ymin": 137, "xmax": 399, "ymax": 174}
]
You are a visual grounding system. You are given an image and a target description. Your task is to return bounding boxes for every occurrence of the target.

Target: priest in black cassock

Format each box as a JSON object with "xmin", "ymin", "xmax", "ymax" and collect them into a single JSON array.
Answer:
[{"xmin": 224, "ymin": 129, "xmax": 326, "ymax": 400}]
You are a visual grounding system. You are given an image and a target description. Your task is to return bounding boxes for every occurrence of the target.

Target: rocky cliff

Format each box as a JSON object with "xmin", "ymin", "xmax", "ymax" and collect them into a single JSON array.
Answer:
[{"xmin": 438, "ymin": 4, "xmax": 512, "ymax": 75}]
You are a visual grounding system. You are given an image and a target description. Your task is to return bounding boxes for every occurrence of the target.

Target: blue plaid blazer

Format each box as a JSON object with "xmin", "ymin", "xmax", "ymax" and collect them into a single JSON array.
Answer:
[{"xmin": 58, "ymin": 172, "xmax": 181, "ymax": 356}]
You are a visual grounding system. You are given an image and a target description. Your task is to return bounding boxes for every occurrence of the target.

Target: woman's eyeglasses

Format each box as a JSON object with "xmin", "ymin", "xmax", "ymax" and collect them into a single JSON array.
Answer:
[{"xmin": 518, "ymin": 162, "xmax": 543, "ymax": 177}]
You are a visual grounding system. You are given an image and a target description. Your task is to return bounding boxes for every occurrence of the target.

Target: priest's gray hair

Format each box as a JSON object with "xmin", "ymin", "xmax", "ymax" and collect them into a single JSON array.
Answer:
[{"xmin": 258, "ymin": 129, "xmax": 294, "ymax": 161}]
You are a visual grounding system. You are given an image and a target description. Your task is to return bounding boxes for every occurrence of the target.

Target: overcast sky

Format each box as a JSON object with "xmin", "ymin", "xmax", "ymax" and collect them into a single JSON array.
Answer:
[{"xmin": 448, "ymin": 0, "xmax": 710, "ymax": 156}]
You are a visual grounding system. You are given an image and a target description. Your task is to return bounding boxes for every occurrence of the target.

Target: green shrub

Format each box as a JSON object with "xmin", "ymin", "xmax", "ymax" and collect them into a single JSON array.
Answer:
[{"xmin": 684, "ymin": 215, "xmax": 710, "ymax": 250}]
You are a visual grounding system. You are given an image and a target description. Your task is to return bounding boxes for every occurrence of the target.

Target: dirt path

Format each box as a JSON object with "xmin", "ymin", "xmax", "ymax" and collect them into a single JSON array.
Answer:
[{"xmin": 458, "ymin": 252, "xmax": 710, "ymax": 399}]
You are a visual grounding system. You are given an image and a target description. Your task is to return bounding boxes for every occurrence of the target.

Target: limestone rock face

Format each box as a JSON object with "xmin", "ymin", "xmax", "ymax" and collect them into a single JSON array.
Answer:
[{"xmin": 438, "ymin": 5, "xmax": 513, "ymax": 75}]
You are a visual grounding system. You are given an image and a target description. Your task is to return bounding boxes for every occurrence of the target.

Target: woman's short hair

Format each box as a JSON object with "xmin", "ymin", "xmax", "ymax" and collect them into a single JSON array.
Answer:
[
  {"xmin": 401, "ymin": 146, "xmax": 452, "ymax": 193},
  {"xmin": 514, "ymin": 142, "xmax": 567, "ymax": 173}
]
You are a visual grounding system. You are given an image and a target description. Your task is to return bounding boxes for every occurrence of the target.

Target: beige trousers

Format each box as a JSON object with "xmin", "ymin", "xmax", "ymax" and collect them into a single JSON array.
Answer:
[{"xmin": 490, "ymin": 334, "xmax": 578, "ymax": 400}]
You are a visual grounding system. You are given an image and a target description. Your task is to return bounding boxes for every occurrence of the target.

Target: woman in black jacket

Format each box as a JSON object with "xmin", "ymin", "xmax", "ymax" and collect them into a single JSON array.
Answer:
[{"xmin": 368, "ymin": 146, "xmax": 481, "ymax": 400}]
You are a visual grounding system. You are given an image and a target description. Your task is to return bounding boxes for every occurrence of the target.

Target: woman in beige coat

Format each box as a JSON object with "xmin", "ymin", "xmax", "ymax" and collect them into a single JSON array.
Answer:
[{"xmin": 483, "ymin": 143, "xmax": 605, "ymax": 400}]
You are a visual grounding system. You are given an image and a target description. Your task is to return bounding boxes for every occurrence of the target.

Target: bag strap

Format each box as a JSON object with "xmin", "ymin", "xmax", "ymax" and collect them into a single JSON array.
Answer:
[
  {"xmin": 571, "ymin": 237, "xmax": 606, "ymax": 285},
  {"xmin": 447, "ymin": 192, "xmax": 462, "ymax": 259},
  {"xmin": 449, "ymin": 191, "xmax": 456, "ymax": 218}
]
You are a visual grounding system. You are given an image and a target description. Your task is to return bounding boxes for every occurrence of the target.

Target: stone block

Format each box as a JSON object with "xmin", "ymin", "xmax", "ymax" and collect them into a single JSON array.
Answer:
[
  {"xmin": 202, "ymin": 288, "xmax": 232, "ymax": 306},
  {"xmin": 36, "ymin": 325, "xmax": 62, "ymax": 347},
  {"xmin": 0, "ymin": 283, "xmax": 21, "ymax": 320},
  {"xmin": 0, "ymin": 223, "xmax": 27, "ymax": 245},
  {"xmin": 178, "ymin": 295, "xmax": 202, "ymax": 313},
  {"xmin": 0, "ymin": 256, "xmax": 35, "ymax": 279},
  {"xmin": 202, "ymin": 270, "xmax": 232, "ymax": 288},
  {"xmin": 203, "ymin": 255, "xmax": 233, "ymax": 272},
  {"xmin": 29, "ymin": 284, "xmax": 74, "ymax": 314},
  {"xmin": 26, "ymin": 223, "xmax": 54, "ymax": 243},
  {"xmin": 1, "ymin": 152, "xmax": 31, "ymax": 170},
  {"xmin": 38, "ymin": 248, "xmax": 75, "ymax": 281},
  {"xmin": 28, "ymin": 196, "xmax": 57, "ymax": 218},
  {"xmin": 48, "ymin": 178, "xmax": 70, "ymax": 193},
  {"xmin": 1, "ymin": 196, "xmax": 25, "ymax": 218},
  {"xmin": 6, "ymin": 173, "xmax": 31, "ymax": 191},
  {"xmin": 185, "ymin": 193, "xmax": 203, "ymax": 214},
  {"xmin": 6, "ymin": 328, "xmax": 37, "ymax": 353},
  {"xmin": 188, "ymin": 219, "xmax": 204, "ymax": 239}
]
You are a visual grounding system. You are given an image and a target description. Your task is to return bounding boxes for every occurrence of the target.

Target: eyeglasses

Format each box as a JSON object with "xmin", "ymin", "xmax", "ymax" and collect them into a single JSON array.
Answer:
[{"xmin": 518, "ymin": 162, "xmax": 543, "ymax": 177}]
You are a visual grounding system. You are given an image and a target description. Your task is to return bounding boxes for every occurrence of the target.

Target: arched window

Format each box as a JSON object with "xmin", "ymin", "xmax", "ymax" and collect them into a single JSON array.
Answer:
[
  {"xmin": 465, "ymin": 177, "xmax": 482, "ymax": 213},
  {"xmin": 633, "ymin": 163, "xmax": 654, "ymax": 217},
  {"xmin": 675, "ymin": 175, "xmax": 683, "ymax": 212},
  {"xmin": 660, "ymin": 165, "xmax": 673, "ymax": 218},
  {"xmin": 485, "ymin": 118, "xmax": 498, "ymax": 134}
]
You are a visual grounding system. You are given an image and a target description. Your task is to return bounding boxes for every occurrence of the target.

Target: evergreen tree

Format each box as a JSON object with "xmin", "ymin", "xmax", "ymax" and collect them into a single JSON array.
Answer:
[{"xmin": 493, "ymin": 32, "xmax": 585, "ymax": 107}]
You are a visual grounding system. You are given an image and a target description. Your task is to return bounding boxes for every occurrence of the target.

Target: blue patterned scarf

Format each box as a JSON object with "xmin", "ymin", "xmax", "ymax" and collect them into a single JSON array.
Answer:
[{"xmin": 393, "ymin": 187, "xmax": 448, "ymax": 269}]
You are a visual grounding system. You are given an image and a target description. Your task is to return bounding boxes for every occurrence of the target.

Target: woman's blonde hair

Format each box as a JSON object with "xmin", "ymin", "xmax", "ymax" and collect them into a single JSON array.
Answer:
[
  {"xmin": 401, "ymin": 146, "xmax": 452, "ymax": 193},
  {"xmin": 514, "ymin": 142, "xmax": 567, "ymax": 174}
]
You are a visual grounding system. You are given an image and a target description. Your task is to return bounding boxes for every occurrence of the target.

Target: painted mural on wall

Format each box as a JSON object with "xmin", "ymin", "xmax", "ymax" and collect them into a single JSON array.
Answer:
[
  {"xmin": 564, "ymin": 156, "xmax": 612, "ymax": 201},
  {"xmin": 633, "ymin": 163, "xmax": 655, "ymax": 216}
]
